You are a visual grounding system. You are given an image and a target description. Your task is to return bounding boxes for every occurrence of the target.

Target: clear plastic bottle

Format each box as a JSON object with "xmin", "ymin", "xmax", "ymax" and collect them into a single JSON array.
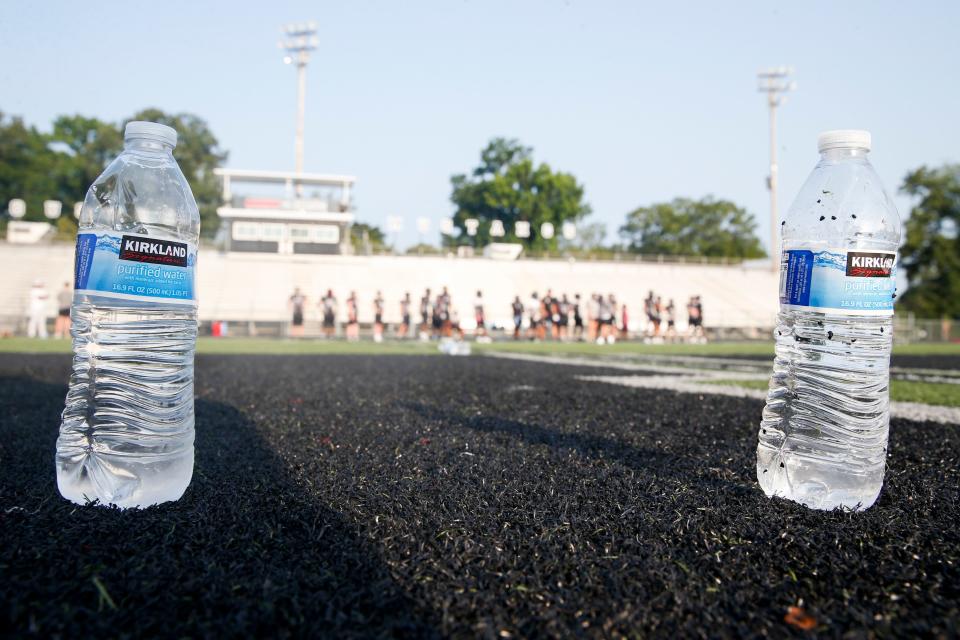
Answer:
[
  {"xmin": 56, "ymin": 122, "xmax": 199, "ymax": 508},
  {"xmin": 757, "ymin": 130, "xmax": 900, "ymax": 511}
]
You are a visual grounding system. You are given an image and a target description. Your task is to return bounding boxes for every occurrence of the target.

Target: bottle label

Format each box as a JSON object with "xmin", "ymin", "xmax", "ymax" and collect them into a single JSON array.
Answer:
[
  {"xmin": 779, "ymin": 248, "xmax": 896, "ymax": 315},
  {"xmin": 74, "ymin": 232, "xmax": 197, "ymax": 306}
]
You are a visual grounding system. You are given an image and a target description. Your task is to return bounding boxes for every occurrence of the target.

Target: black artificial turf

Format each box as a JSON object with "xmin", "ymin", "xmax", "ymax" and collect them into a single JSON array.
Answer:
[{"xmin": 1, "ymin": 354, "xmax": 958, "ymax": 638}]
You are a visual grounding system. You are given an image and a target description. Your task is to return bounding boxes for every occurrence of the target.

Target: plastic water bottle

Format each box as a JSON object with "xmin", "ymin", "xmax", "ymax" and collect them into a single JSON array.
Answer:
[
  {"xmin": 757, "ymin": 130, "xmax": 900, "ymax": 511},
  {"xmin": 438, "ymin": 337, "xmax": 471, "ymax": 356},
  {"xmin": 56, "ymin": 122, "xmax": 199, "ymax": 508}
]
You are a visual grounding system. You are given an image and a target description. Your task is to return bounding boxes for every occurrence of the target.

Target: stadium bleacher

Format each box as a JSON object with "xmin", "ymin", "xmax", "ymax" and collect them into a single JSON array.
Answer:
[{"xmin": 0, "ymin": 242, "xmax": 779, "ymax": 336}]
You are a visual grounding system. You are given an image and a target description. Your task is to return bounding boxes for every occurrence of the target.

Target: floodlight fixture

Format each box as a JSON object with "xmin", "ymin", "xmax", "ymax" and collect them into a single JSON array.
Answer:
[
  {"xmin": 8, "ymin": 198, "xmax": 26, "ymax": 219},
  {"xmin": 43, "ymin": 200, "xmax": 62, "ymax": 219},
  {"xmin": 757, "ymin": 65, "xmax": 795, "ymax": 270},
  {"xmin": 279, "ymin": 21, "xmax": 319, "ymax": 186}
]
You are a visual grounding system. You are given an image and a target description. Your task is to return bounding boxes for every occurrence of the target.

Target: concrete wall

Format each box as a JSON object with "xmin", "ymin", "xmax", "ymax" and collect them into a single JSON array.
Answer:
[{"xmin": 0, "ymin": 242, "xmax": 779, "ymax": 332}]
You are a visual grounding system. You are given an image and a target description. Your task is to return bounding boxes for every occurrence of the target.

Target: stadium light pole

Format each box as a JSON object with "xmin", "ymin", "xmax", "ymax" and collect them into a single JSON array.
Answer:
[
  {"xmin": 757, "ymin": 66, "xmax": 795, "ymax": 271},
  {"xmin": 279, "ymin": 22, "xmax": 319, "ymax": 196}
]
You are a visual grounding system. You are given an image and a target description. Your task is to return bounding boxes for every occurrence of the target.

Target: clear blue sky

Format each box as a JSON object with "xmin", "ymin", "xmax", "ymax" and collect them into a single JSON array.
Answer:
[{"xmin": 2, "ymin": 0, "xmax": 958, "ymax": 250}]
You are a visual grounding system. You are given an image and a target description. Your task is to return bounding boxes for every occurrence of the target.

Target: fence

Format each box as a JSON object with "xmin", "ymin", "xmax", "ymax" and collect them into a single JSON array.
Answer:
[{"xmin": 894, "ymin": 315, "xmax": 958, "ymax": 344}]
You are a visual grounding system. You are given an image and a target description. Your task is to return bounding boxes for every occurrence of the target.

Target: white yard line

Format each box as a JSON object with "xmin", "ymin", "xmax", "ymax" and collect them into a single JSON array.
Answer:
[
  {"xmin": 577, "ymin": 374, "xmax": 767, "ymax": 399},
  {"xmin": 484, "ymin": 352, "xmax": 761, "ymax": 379},
  {"xmin": 486, "ymin": 351, "xmax": 958, "ymax": 383},
  {"xmin": 891, "ymin": 366, "xmax": 960, "ymax": 378},
  {"xmin": 485, "ymin": 352, "xmax": 960, "ymax": 425}
]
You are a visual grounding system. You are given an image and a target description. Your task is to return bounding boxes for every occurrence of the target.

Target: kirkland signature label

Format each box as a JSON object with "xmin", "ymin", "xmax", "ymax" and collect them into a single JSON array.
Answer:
[
  {"xmin": 779, "ymin": 248, "xmax": 896, "ymax": 315},
  {"xmin": 119, "ymin": 235, "xmax": 189, "ymax": 267},
  {"xmin": 74, "ymin": 232, "xmax": 196, "ymax": 306}
]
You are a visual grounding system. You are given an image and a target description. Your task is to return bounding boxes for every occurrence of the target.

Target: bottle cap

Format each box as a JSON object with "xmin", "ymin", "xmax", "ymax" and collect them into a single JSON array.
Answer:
[
  {"xmin": 124, "ymin": 121, "xmax": 178, "ymax": 148},
  {"xmin": 817, "ymin": 129, "xmax": 871, "ymax": 153}
]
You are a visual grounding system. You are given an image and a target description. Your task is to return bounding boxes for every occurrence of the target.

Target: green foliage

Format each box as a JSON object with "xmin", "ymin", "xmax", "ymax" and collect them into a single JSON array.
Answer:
[
  {"xmin": 405, "ymin": 243, "xmax": 442, "ymax": 255},
  {"xmin": 449, "ymin": 138, "xmax": 591, "ymax": 251},
  {"xmin": 898, "ymin": 165, "xmax": 960, "ymax": 318},
  {"xmin": 0, "ymin": 112, "xmax": 60, "ymax": 223},
  {"xmin": 619, "ymin": 197, "xmax": 766, "ymax": 258},
  {"xmin": 50, "ymin": 114, "xmax": 124, "ymax": 206},
  {"xmin": 55, "ymin": 214, "xmax": 78, "ymax": 239},
  {"xmin": 350, "ymin": 222, "xmax": 390, "ymax": 253},
  {"xmin": 560, "ymin": 221, "xmax": 608, "ymax": 252},
  {"xmin": 0, "ymin": 109, "xmax": 226, "ymax": 237}
]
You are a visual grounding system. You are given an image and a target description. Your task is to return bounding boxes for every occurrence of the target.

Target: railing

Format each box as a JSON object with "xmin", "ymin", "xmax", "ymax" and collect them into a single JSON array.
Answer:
[
  {"xmin": 4, "ymin": 235, "xmax": 752, "ymax": 267},
  {"xmin": 349, "ymin": 246, "xmax": 750, "ymax": 266},
  {"xmin": 894, "ymin": 315, "xmax": 959, "ymax": 344}
]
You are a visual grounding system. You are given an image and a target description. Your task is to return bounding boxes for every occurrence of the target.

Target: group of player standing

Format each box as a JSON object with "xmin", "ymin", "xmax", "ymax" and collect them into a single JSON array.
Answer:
[
  {"xmin": 508, "ymin": 291, "xmax": 704, "ymax": 344},
  {"xmin": 288, "ymin": 287, "xmax": 705, "ymax": 342},
  {"xmin": 288, "ymin": 286, "xmax": 482, "ymax": 342}
]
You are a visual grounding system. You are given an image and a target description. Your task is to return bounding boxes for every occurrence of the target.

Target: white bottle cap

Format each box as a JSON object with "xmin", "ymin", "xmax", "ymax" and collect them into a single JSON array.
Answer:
[
  {"xmin": 817, "ymin": 129, "xmax": 871, "ymax": 153},
  {"xmin": 124, "ymin": 121, "xmax": 178, "ymax": 148}
]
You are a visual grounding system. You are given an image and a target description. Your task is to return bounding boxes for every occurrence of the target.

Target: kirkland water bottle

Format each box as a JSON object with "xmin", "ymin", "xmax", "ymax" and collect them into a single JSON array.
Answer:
[
  {"xmin": 56, "ymin": 122, "xmax": 199, "ymax": 508},
  {"xmin": 757, "ymin": 130, "xmax": 900, "ymax": 510}
]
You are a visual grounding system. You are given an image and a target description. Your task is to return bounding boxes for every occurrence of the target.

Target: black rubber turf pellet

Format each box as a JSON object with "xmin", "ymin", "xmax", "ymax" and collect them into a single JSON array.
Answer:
[{"xmin": 1, "ymin": 353, "xmax": 958, "ymax": 638}]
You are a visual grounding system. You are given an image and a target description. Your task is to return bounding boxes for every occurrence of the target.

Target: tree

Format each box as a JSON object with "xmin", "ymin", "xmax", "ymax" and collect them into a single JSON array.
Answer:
[
  {"xmin": 619, "ymin": 197, "xmax": 766, "ymax": 258},
  {"xmin": 405, "ymin": 243, "xmax": 442, "ymax": 256},
  {"xmin": 898, "ymin": 165, "xmax": 960, "ymax": 318},
  {"xmin": 48, "ymin": 115, "xmax": 124, "ymax": 235},
  {"xmin": 350, "ymin": 222, "xmax": 390, "ymax": 253},
  {"xmin": 0, "ymin": 112, "xmax": 60, "ymax": 225},
  {"xmin": 449, "ymin": 138, "xmax": 591, "ymax": 251},
  {"xmin": 0, "ymin": 109, "xmax": 227, "ymax": 238},
  {"xmin": 560, "ymin": 221, "xmax": 608, "ymax": 252}
]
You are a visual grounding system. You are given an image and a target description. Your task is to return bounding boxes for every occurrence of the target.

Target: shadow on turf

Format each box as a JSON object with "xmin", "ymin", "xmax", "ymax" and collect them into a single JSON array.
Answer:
[
  {"xmin": 402, "ymin": 401, "xmax": 731, "ymax": 489},
  {"xmin": 0, "ymin": 374, "xmax": 438, "ymax": 638}
]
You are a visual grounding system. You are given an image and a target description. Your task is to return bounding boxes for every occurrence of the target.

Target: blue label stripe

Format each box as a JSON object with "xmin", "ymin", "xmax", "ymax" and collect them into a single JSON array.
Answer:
[
  {"xmin": 74, "ymin": 233, "xmax": 97, "ymax": 290},
  {"xmin": 782, "ymin": 250, "xmax": 813, "ymax": 306}
]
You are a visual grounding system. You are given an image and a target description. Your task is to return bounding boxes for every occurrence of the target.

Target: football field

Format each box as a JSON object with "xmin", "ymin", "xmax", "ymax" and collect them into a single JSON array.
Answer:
[{"xmin": 1, "ymin": 343, "xmax": 958, "ymax": 636}]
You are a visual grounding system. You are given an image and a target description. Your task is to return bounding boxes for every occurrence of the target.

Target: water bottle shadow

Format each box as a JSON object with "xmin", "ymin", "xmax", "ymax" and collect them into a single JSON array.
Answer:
[{"xmin": 0, "ymin": 373, "xmax": 438, "ymax": 638}]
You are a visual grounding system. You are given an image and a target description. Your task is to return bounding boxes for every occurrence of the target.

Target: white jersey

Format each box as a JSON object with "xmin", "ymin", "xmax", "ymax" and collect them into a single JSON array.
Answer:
[
  {"xmin": 29, "ymin": 287, "xmax": 49, "ymax": 314},
  {"xmin": 588, "ymin": 298, "xmax": 601, "ymax": 319}
]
